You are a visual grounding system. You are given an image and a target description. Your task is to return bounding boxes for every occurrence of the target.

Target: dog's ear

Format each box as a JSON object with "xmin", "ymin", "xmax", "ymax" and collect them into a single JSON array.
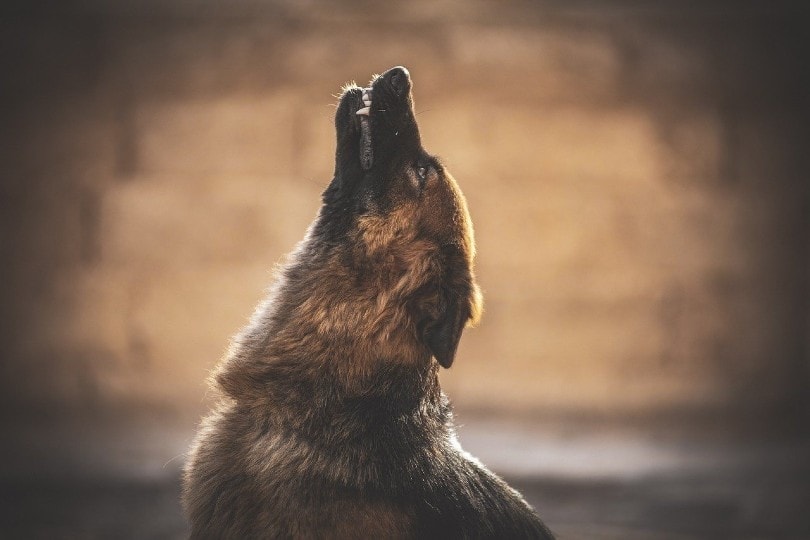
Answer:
[
  {"xmin": 422, "ymin": 283, "xmax": 481, "ymax": 368},
  {"xmin": 424, "ymin": 287, "xmax": 471, "ymax": 369}
]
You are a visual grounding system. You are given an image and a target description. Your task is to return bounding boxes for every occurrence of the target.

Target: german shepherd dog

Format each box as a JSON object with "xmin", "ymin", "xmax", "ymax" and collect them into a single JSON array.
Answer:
[{"xmin": 182, "ymin": 66, "xmax": 554, "ymax": 539}]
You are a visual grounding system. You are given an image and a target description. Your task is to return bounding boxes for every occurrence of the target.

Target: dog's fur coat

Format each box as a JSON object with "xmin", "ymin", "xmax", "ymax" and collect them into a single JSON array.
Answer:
[{"xmin": 182, "ymin": 67, "xmax": 554, "ymax": 539}]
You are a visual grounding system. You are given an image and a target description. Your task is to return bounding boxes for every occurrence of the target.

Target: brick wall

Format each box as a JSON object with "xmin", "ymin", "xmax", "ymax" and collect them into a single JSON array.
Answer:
[{"xmin": 1, "ymin": 1, "xmax": 808, "ymax": 426}]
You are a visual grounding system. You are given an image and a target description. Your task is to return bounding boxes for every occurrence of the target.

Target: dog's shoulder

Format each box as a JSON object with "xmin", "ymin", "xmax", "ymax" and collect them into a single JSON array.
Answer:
[{"xmin": 406, "ymin": 445, "xmax": 554, "ymax": 539}]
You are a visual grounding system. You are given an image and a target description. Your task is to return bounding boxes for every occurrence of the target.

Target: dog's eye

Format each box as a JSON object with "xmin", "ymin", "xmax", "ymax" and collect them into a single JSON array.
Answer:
[{"xmin": 417, "ymin": 166, "xmax": 427, "ymax": 180}]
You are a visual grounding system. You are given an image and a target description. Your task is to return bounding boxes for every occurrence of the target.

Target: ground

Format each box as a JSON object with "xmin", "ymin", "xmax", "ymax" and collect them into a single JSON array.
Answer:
[{"xmin": 2, "ymin": 418, "xmax": 808, "ymax": 539}]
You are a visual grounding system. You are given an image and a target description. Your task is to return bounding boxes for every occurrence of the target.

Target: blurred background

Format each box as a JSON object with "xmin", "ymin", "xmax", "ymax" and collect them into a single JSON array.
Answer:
[{"xmin": 1, "ymin": 1, "xmax": 808, "ymax": 538}]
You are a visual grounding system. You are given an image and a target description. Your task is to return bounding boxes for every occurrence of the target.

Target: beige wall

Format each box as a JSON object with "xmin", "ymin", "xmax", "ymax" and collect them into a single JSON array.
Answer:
[{"xmin": 1, "ymin": 2, "xmax": 808, "ymax": 426}]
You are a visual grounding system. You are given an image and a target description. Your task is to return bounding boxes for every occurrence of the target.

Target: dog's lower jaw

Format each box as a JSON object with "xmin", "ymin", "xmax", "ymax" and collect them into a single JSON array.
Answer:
[{"xmin": 358, "ymin": 116, "xmax": 373, "ymax": 171}]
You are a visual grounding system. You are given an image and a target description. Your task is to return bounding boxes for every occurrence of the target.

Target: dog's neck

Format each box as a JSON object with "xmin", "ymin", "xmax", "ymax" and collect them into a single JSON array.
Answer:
[{"xmin": 214, "ymin": 233, "xmax": 451, "ymax": 442}]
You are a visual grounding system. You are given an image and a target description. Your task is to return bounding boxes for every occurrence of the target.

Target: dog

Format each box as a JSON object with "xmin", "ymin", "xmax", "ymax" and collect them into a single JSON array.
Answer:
[{"xmin": 182, "ymin": 66, "xmax": 555, "ymax": 539}]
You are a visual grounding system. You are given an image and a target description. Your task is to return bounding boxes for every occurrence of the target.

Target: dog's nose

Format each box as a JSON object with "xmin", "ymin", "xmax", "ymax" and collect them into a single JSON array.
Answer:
[{"xmin": 383, "ymin": 66, "xmax": 411, "ymax": 96}]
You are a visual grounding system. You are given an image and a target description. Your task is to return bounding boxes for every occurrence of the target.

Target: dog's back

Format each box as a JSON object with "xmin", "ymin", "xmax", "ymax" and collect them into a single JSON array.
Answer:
[{"xmin": 183, "ymin": 67, "xmax": 554, "ymax": 539}]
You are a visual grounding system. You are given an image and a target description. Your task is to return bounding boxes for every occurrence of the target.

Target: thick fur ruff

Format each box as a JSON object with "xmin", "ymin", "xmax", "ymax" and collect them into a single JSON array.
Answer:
[{"xmin": 182, "ymin": 66, "xmax": 555, "ymax": 539}]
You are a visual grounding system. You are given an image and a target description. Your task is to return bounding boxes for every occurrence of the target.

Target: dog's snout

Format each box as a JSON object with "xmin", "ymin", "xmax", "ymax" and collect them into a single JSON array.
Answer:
[{"xmin": 384, "ymin": 66, "xmax": 411, "ymax": 96}]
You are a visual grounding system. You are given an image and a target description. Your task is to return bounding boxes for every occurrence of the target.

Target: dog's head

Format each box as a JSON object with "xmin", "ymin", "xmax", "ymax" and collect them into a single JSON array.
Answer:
[{"xmin": 318, "ymin": 66, "xmax": 482, "ymax": 369}]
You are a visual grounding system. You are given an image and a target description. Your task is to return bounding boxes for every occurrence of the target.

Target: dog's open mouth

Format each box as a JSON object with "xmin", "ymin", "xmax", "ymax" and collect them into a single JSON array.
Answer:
[
  {"xmin": 356, "ymin": 86, "xmax": 374, "ymax": 170},
  {"xmin": 356, "ymin": 86, "xmax": 373, "ymax": 118},
  {"xmin": 351, "ymin": 66, "xmax": 415, "ymax": 172}
]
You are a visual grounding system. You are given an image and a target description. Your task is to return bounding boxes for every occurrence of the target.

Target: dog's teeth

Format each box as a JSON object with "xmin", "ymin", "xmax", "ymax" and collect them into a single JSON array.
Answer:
[
  {"xmin": 356, "ymin": 107, "xmax": 370, "ymax": 116},
  {"xmin": 362, "ymin": 97, "xmax": 372, "ymax": 106}
]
